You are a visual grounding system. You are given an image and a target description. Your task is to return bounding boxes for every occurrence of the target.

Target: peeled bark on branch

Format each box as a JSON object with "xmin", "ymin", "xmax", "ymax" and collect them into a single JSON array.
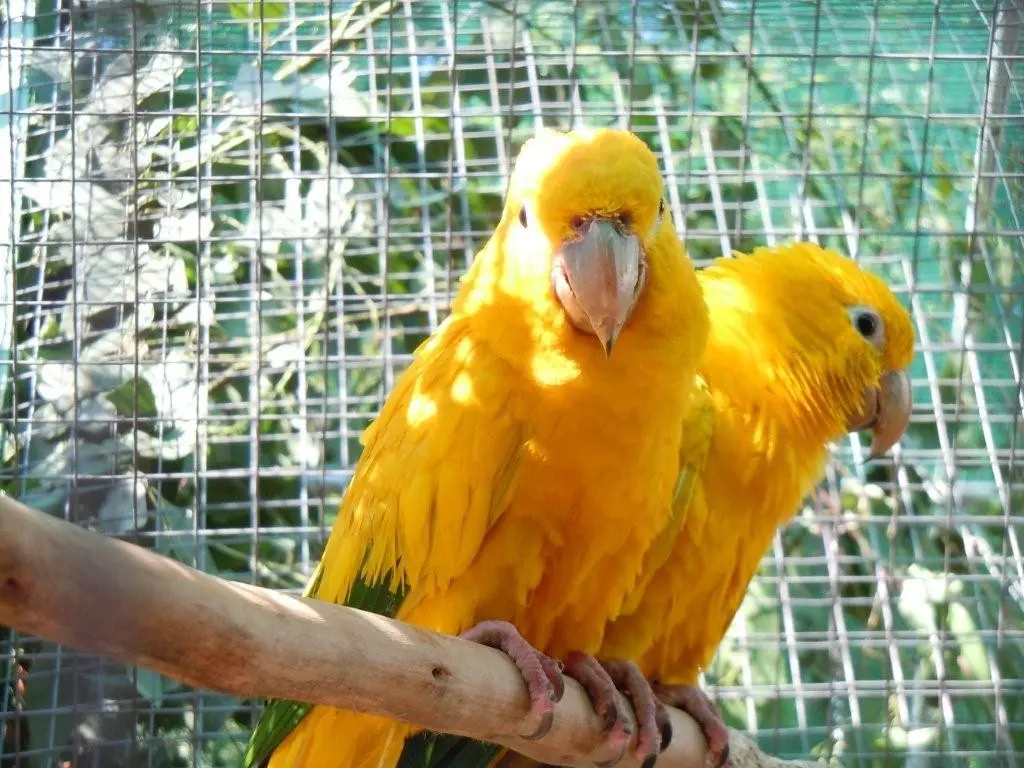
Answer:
[{"xmin": 0, "ymin": 494, "xmax": 816, "ymax": 768}]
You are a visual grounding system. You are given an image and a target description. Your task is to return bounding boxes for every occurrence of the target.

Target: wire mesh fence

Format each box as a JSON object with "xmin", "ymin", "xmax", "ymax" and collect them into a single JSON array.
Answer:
[{"xmin": 1, "ymin": 0, "xmax": 1022, "ymax": 765}]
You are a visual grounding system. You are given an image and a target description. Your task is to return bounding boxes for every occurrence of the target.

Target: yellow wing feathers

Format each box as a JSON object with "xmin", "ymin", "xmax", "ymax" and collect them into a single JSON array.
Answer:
[{"xmin": 314, "ymin": 320, "xmax": 525, "ymax": 610}]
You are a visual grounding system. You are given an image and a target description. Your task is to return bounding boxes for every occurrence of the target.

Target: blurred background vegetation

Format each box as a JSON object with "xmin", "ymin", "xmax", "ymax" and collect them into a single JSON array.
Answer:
[{"xmin": 1, "ymin": 0, "xmax": 1022, "ymax": 765}]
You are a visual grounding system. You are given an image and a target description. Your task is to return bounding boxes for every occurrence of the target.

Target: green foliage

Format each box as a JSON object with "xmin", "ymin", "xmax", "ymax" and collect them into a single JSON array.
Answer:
[{"xmin": 3, "ymin": 0, "xmax": 1022, "ymax": 765}]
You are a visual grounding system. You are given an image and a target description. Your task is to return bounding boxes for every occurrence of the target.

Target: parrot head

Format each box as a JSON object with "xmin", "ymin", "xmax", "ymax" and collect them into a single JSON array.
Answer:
[
  {"xmin": 764, "ymin": 242, "xmax": 914, "ymax": 458},
  {"xmin": 704, "ymin": 242, "xmax": 916, "ymax": 459},
  {"xmin": 461, "ymin": 127, "xmax": 705, "ymax": 363},
  {"xmin": 840, "ymin": 312, "xmax": 915, "ymax": 459}
]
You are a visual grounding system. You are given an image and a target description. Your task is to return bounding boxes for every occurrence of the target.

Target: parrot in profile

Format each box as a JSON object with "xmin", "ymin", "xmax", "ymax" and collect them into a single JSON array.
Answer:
[
  {"xmin": 242, "ymin": 127, "xmax": 711, "ymax": 768},
  {"xmin": 403, "ymin": 241, "xmax": 915, "ymax": 768},
  {"xmin": 595, "ymin": 241, "xmax": 916, "ymax": 766}
]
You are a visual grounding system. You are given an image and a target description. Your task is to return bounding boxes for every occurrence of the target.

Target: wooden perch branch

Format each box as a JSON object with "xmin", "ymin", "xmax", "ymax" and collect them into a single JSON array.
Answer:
[{"xmin": 0, "ymin": 494, "xmax": 816, "ymax": 768}]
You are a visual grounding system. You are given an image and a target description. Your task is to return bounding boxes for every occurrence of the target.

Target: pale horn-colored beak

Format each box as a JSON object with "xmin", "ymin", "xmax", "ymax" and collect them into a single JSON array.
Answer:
[
  {"xmin": 551, "ymin": 217, "xmax": 645, "ymax": 356},
  {"xmin": 846, "ymin": 369, "xmax": 913, "ymax": 460}
]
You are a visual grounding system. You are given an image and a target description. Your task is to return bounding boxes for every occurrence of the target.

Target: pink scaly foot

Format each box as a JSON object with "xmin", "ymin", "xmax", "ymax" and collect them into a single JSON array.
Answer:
[
  {"xmin": 561, "ymin": 653, "xmax": 663, "ymax": 767},
  {"xmin": 459, "ymin": 620, "xmax": 564, "ymax": 740},
  {"xmin": 652, "ymin": 681, "xmax": 730, "ymax": 767}
]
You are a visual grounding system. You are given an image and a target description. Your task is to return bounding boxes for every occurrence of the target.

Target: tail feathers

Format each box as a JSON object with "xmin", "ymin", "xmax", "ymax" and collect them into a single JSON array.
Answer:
[
  {"xmin": 266, "ymin": 706, "xmax": 413, "ymax": 768},
  {"xmin": 489, "ymin": 751, "xmax": 546, "ymax": 768},
  {"xmin": 395, "ymin": 732, "xmax": 507, "ymax": 768}
]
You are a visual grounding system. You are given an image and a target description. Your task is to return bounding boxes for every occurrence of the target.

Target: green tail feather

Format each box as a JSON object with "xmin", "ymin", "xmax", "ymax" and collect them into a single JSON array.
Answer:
[
  {"xmin": 242, "ymin": 560, "xmax": 408, "ymax": 768},
  {"xmin": 396, "ymin": 732, "xmax": 503, "ymax": 768}
]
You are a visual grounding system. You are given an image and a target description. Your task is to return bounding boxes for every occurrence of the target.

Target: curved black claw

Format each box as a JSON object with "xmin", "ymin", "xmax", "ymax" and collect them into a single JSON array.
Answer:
[
  {"xmin": 654, "ymin": 702, "xmax": 673, "ymax": 751},
  {"xmin": 652, "ymin": 682, "xmax": 730, "ymax": 767},
  {"xmin": 459, "ymin": 620, "xmax": 564, "ymax": 741}
]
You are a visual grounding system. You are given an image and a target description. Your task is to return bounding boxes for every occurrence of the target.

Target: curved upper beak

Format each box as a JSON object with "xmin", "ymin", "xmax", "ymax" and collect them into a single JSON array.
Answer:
[
  {"xmin": 846, "ymin": 369, "xmax": 913, "ymax": 460},
  {"xmin": 552, "ymin": 218, "xmax": 643, "ymax": 356}
]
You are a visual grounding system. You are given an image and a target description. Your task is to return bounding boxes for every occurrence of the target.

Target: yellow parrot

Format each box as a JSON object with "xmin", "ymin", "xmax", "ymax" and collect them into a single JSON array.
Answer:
[
  {"xmin": 600, "ymin": 241, "xmax": 916, "ymax": 766},
  {"xmin": 242, "ymin": 127, "xmax": 710, "ymax": 768},
  {"xmin": 400, "ymin": 241, "xmax": 915, "ymax": 768}
]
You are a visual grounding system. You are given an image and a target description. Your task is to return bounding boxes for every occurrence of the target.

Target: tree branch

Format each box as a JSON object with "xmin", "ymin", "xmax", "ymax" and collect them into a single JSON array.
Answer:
[{"xmin": 0, "ymin": 494, "xmax": 815, "ymax": 768}]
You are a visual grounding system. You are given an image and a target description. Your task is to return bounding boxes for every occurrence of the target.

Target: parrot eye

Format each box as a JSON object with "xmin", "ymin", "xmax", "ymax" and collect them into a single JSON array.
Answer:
[
  {"xmin": 518, "ymin": 205, "xmax": 529, "ymax": 228},
  {"xmin": 850, "ymin": 306, "xmax": 884, "ymax": 347},
  {"xmin": 658, "ymin": 200, "xmax": 665, "ymax": 218}
]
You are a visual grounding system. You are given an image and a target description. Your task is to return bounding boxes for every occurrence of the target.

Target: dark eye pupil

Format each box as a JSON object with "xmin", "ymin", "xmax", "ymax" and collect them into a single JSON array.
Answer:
[
  {"xmin": 658, "ymin": 200, "xmax": 665, "ymax": 216},
  {"xmin": 518, "ymin": 206, "xmax": 528, "ymax": 227},
  {"xmin": 856, "ymin": 312, "xmax": 878, "ymax": 337}
]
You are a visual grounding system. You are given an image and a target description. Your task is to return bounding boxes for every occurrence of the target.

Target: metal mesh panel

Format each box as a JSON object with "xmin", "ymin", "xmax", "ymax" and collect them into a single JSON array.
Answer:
[{"xmin": 1, "ymin": 0, "xmax": 1022, "ymax": 765}]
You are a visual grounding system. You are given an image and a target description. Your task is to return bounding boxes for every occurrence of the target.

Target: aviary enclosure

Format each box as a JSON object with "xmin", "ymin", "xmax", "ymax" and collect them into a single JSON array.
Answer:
[{"xmin": 1, "ymin": 0, "xmax": 1022, "ymax": 765}]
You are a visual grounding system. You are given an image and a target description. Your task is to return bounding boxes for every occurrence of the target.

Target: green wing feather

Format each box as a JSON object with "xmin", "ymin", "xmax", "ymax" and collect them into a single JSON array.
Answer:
[
  {"xmin": 242, "ymin": 556, "xmax": 409, "ymax": 768},
  {"xmin": 393, "ymin": 378, "xmax": 716, "ymax": 768}
]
